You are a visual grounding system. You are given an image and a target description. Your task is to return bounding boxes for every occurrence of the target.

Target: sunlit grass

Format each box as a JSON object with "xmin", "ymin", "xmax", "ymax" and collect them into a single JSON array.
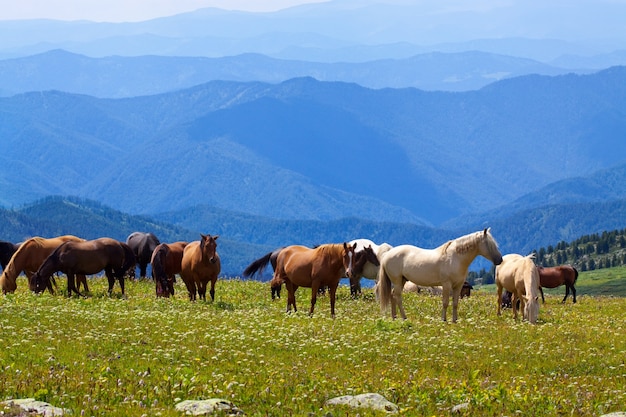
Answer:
[{"xmin": 1, "ymin": 275, "xmax": 625, "ymax": 416}]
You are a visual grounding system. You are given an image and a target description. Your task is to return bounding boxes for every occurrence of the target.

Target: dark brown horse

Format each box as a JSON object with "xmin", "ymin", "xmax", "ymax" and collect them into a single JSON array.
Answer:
[
  {"xmin": 1, "ymin": 235, "xmax": 87, "ymax": 294},
  {"xmin": 126, "ymin": 232, "xmax": 161, "ymax": 279},
  {"xmin": 150, "ymin": 241, "xmax": 188, "ymax": 298},
  {"xmin": 0, "ymin": 240, "xmax": 21, "ymax": 272},
  {"xmin": 537, "ymin": 265, "xmax": 578, "ymax": 303},
  {"xmin": 32, "ymin": 238, "xmax": 135, "ymax": 297},
  {"xmin": 180, "ymin": 234, "xmax": 220, "ymax": 301},
  {"xmin": 269, "ymin": 242, "xmax": 357, "ymax": 318}
]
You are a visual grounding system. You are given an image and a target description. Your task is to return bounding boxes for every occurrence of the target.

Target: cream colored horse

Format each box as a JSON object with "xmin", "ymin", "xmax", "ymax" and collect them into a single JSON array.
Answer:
[
  {"xmin": 377, "ymin": 228, "xmax": 502, "ymax": 322},
  {"xmin": 496, "ymin": 253, "xmax": 540, "ymax": 324}
]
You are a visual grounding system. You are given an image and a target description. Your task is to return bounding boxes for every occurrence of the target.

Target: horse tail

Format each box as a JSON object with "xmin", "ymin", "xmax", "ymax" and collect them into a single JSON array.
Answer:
[
  {"xmin": 242, "ymin": 251, "xmax": 274, "ymax": 279},
  {"xmin": 377, "ymin": 262, "xmax": 392, "ymax": 313},
  {"xmin": 572, "ymin": 266, "xmax": 579, "ymax": 283},
  {"xmin": 120, "ymin": 243, "xmax": 136, "ymax": 276},
  {"xmin": 151, "ymin": 245, "xmax": 169, "ymax": 283}
]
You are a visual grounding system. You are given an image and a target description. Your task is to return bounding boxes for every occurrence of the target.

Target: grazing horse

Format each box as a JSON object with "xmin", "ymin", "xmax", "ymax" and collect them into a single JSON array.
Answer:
[
  {"xmin": 242, "ymin": 246, "xmax": 286, "ymax": 299},
  {"xmin": 537, "ymin": 265, "xmax": 578, "ymax": 303},
  {"xmin": 269, "ymin": 242, "xmax": 357, "ymax": 318},
  {"xmin": 150, "ymin": 241, "xmax": 188, "ymax": 298},
  {"xmin": 460, "ymin": 281, "xmax": 474, "ymax": 298},
  {"xmin": 496, "ymin": 254, "xmax": 540, "ymax": 324},
  {"xmin": 377, "ymin": 228, "xmax": 502, "ymax": 322},
  {"xmin": 0, "ymin": 235, "xmax": 87, "ymax": 294},
  {"xmin": 0, "ymin": 240, "xmax": 21, "ymax": 272},
  {"xmin": 180, "ymin": 234, "xmax": 220, "ymax": 301},
  {"xmin": 126, "ymin": 232, "xmax": 161, "ymax": 279},
  {"xmin": 32, "ymin": 238, "xmax": 135, "ymax": 297},
  {"xmin": 348, "ymin": 239, "xmax": 392, "ymax": 297}
]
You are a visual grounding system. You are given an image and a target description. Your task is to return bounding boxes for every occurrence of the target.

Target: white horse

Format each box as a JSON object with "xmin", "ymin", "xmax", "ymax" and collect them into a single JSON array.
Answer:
[
  {"xmin": 348, "ymin": 238, "xmax": 393, "ymax": 296},
  {"xmin": 377, "ymin": 228, "xmax": 502, "ymax": 322},
  {"xmin": 495, "ymin": 253, "xmax": 540, "ymax": 324}
]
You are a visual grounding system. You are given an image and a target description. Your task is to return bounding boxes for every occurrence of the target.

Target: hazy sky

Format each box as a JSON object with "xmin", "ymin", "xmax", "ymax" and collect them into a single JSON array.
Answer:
[{"xmin": 0, "ymin": 0, "xmax": 331, "ymax": 22}]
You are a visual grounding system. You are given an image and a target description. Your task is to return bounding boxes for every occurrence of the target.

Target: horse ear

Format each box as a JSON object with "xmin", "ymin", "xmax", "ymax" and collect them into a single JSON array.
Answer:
[
  {"xmin": 213, "ymin": 235, "xmax": 219, "ymax": 240},
  {"xmin": 200, "ymin": 234, "xmax": 207, "ymax": 240},
  {"xmin": 483, "ymin": 227, "xmax": 490, "ymax": 235}
]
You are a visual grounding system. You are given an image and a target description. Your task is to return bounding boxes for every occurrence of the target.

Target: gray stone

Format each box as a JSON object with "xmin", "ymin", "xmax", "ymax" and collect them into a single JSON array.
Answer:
[
  {"xmin": 175, "ymin": 398, "xmax": 244, "ymax": 415},
  {"xmin": 1, "ymin": 398, "xmax": 68, "ymax": 416},
  {"xmin": 325, "ymin": 393, "xmax": 398, "ymax": 413}
]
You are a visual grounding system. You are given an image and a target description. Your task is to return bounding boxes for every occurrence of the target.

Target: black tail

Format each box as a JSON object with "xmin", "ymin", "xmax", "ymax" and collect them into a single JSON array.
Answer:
[
  {"xmin": 120, "ymin": 243, "xmax": 136, "ymax": 276},
  {"xmin": 151, "ymin": 245, "xmax": 169, "ymax": 286},
  {"xmin": 242, "ymin": 251, "xmax": 274, "ymax": 278},
  {"xmin": 573, "ymin": 267, "xmax": 579, "ymax": 283}
]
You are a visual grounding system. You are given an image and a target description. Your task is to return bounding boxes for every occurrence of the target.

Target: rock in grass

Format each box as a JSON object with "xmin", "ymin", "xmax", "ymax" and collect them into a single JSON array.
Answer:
[
  {"xmin": 175, "ymin": 398, "xmax": 244, "ymax": 415},
  {"xmin": 1, "ymin": 398, "xmax": 68, "ymax": 416},
  {"xmin": 600, "ymin": 413, "xmax": 626, "ymax": 417},
  {"xmin": 325, "ymin": 393, "xmax": 398, "ymax": 413}
]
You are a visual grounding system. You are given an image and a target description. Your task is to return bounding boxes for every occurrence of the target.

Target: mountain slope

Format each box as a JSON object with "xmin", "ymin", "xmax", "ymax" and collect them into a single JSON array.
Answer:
[{"xmin": 1, "ymin": 68, "xmax": 626, "ymax": 225}]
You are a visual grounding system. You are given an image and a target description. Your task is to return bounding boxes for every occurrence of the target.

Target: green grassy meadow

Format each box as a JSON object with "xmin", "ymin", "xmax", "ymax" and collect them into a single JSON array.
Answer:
[{"xmin": 1, "ymin": 270, "xmax": 625, "ymax": 417}]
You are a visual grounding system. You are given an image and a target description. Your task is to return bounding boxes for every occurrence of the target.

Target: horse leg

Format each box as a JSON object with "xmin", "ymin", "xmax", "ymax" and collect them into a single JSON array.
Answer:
[
  {"xmin": 571, "ymin": 284, "xmax": 576, "ymax": 303},
  {"xmin": 441, "ymin": 284, "xmax": 452, "ymax": 322},
  {"xmin": 78, "ymin": 274, "xmax": 89, "ymax": 294},
  {"xmin": 183, "ymin": 279, "xmax": 196, "ymax": 301},
  {"xmin": 309, "ymin": 280, "xmax": 320, "ymax": 316},
  {"xmin": 198, "ymin": 281, "xmax": 206, "ymax": 301},
  {"xmin": 285, "ymin": 281, "xmax": 297, "ymax": 313},
  {"xmin": 329, "ymin": 284, "xmax": 338, "ymax": 319},
  {"xmin": 391, "ymin": 285, "xmax": 406, "ymax": 320},
  {"xmin": 497, "ymin": 286, "xmax": 503, "ymax": 316},
  {"xmin": 540, "ymin": 287, "xmax": 545, "ymax": 303},
  {"xmin": 67, "ymin": 273, "xmax": 80, "ymax": 297},
  {"xmin": 140, "ymin": 263, "xmax": 148, "ymax": 279},
  {"xmin": 511, "ymin": 293, "xmax": 519, "ymax": 320},
  {"xmin": 209, "ymin": 278, "xmax": 216, "ymax": 301},
  {"xmin": 562, "ymin": 285, "xmax": 570, "ymax": 303},
  {"xmin": 451, "ymin": 287, "xmax": 461, "ymax": 323}
]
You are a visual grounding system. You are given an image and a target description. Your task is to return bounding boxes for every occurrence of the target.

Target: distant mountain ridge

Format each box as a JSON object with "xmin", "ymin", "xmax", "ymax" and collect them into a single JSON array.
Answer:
[
  {"xmin": 0, "ymin": 49, "xmax": 578, "ymax": 97},
  {"xmin": 2, "ymin": 68, "xmax": 626, "ymax": 226},
  {"xmin": 1, "ymin": 0, "xmax": 626, "ymax": 64}
]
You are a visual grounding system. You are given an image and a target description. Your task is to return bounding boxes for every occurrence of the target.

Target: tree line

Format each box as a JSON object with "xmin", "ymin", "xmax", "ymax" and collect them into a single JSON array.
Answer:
[{"xmin": 470, "ymin": 228, "xmax": 626, "ymax": 285}]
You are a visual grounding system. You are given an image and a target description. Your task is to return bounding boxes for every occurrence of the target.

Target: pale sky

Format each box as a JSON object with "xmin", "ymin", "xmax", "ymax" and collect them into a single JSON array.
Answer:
[{"xmin": 0, "ymin": 0, "xmax": 331, "ymax": 22}]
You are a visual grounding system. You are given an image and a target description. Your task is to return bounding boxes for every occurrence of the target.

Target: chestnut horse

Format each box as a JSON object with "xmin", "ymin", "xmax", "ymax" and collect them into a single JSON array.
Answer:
[
  {"xmin": 0, "ymin": 235, "xmax": 88, "ymax": 294},
  {"xmin": 32, "ymin": 238, "xmax": 135, "ymax": 297},
  {"xmin": 126, "ymin": 232, "xmax": 161, "ymax": 279},
  {"xmin": 269, "ymin": 242, "xmax": 357, "ymax": 318},
  {"xmin": 180, "ymin": 234, "xmax": 220, "ymax": 301},
  {"xmin": 496, "ymin": 253, "xmax": 540, "ymax": 324},
  {"xmin": 151, "ymin": 241, "xmax": 188, "ymax": 298},
  {"xmin": 377, "ymin": 228, "xmax": 502, "ymax": 322},
  {"xmin": 537, "ymin": 265, "xmax": 578, "ymax": 303}
]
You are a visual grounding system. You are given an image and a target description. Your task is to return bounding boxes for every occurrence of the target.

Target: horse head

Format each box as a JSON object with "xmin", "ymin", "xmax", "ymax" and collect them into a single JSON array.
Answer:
[
  {"xmin": 523, "ymin": 294, "xmax": 540, "ymax": 324},
  {"xmin": 200, "ymin": 234, "xmax": 219, "ymax": 264},
  {"xmin": 342, "ymin": 242, "xmax": 357, "ymax": 278},
  {"xmin": 0, "ymin": 271, "xmax": 17, "ymax": 294},
  {"xmin": 480, "ymin": 228, "xmax": 503, "ymax": 265}
]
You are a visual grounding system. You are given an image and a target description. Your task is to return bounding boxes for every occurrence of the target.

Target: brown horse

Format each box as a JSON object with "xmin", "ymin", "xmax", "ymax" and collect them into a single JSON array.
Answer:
[
  {"xmin": 269, "ymin": 242, "xmax": 357, "ymax": 318},
  {"xmin": 151, "ymin": 241, "xmax": 188, "ymax": 298},
  {"xmin": 32, "ymin": 238, "xmax": 135, "ymax": 297},
  {"xmin": 0, "ymin": 235, "xmax": 88, "ymax": 294},
  {"xmin": 537, "ymin": 265, "xmax": 578, "ymax": 303},
  {"xmin": 180, "ymin": 234, "xmax": 220, "ymax": 301}
]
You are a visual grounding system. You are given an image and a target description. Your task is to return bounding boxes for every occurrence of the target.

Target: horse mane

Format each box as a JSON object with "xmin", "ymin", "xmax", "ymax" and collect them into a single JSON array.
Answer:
[
  {"xmin": 316, "ymin": 243, "xmax": 344, "ymax": 256},
  {"xmin": 450, "ymin": 229, "xmax": 499, "ymax": 255}
]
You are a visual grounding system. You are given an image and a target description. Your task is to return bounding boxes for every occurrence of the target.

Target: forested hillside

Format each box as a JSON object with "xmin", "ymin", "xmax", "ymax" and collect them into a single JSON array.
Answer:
[{"xmin": 4, "ymin": 196, "xmax": 626, "ymax": 280}]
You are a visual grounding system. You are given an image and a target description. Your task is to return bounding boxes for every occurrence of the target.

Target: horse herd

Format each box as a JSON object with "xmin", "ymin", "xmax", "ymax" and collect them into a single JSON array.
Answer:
[{"xmin": 1, "ymin": 228, "xmax": 578, "ymax": 324}]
